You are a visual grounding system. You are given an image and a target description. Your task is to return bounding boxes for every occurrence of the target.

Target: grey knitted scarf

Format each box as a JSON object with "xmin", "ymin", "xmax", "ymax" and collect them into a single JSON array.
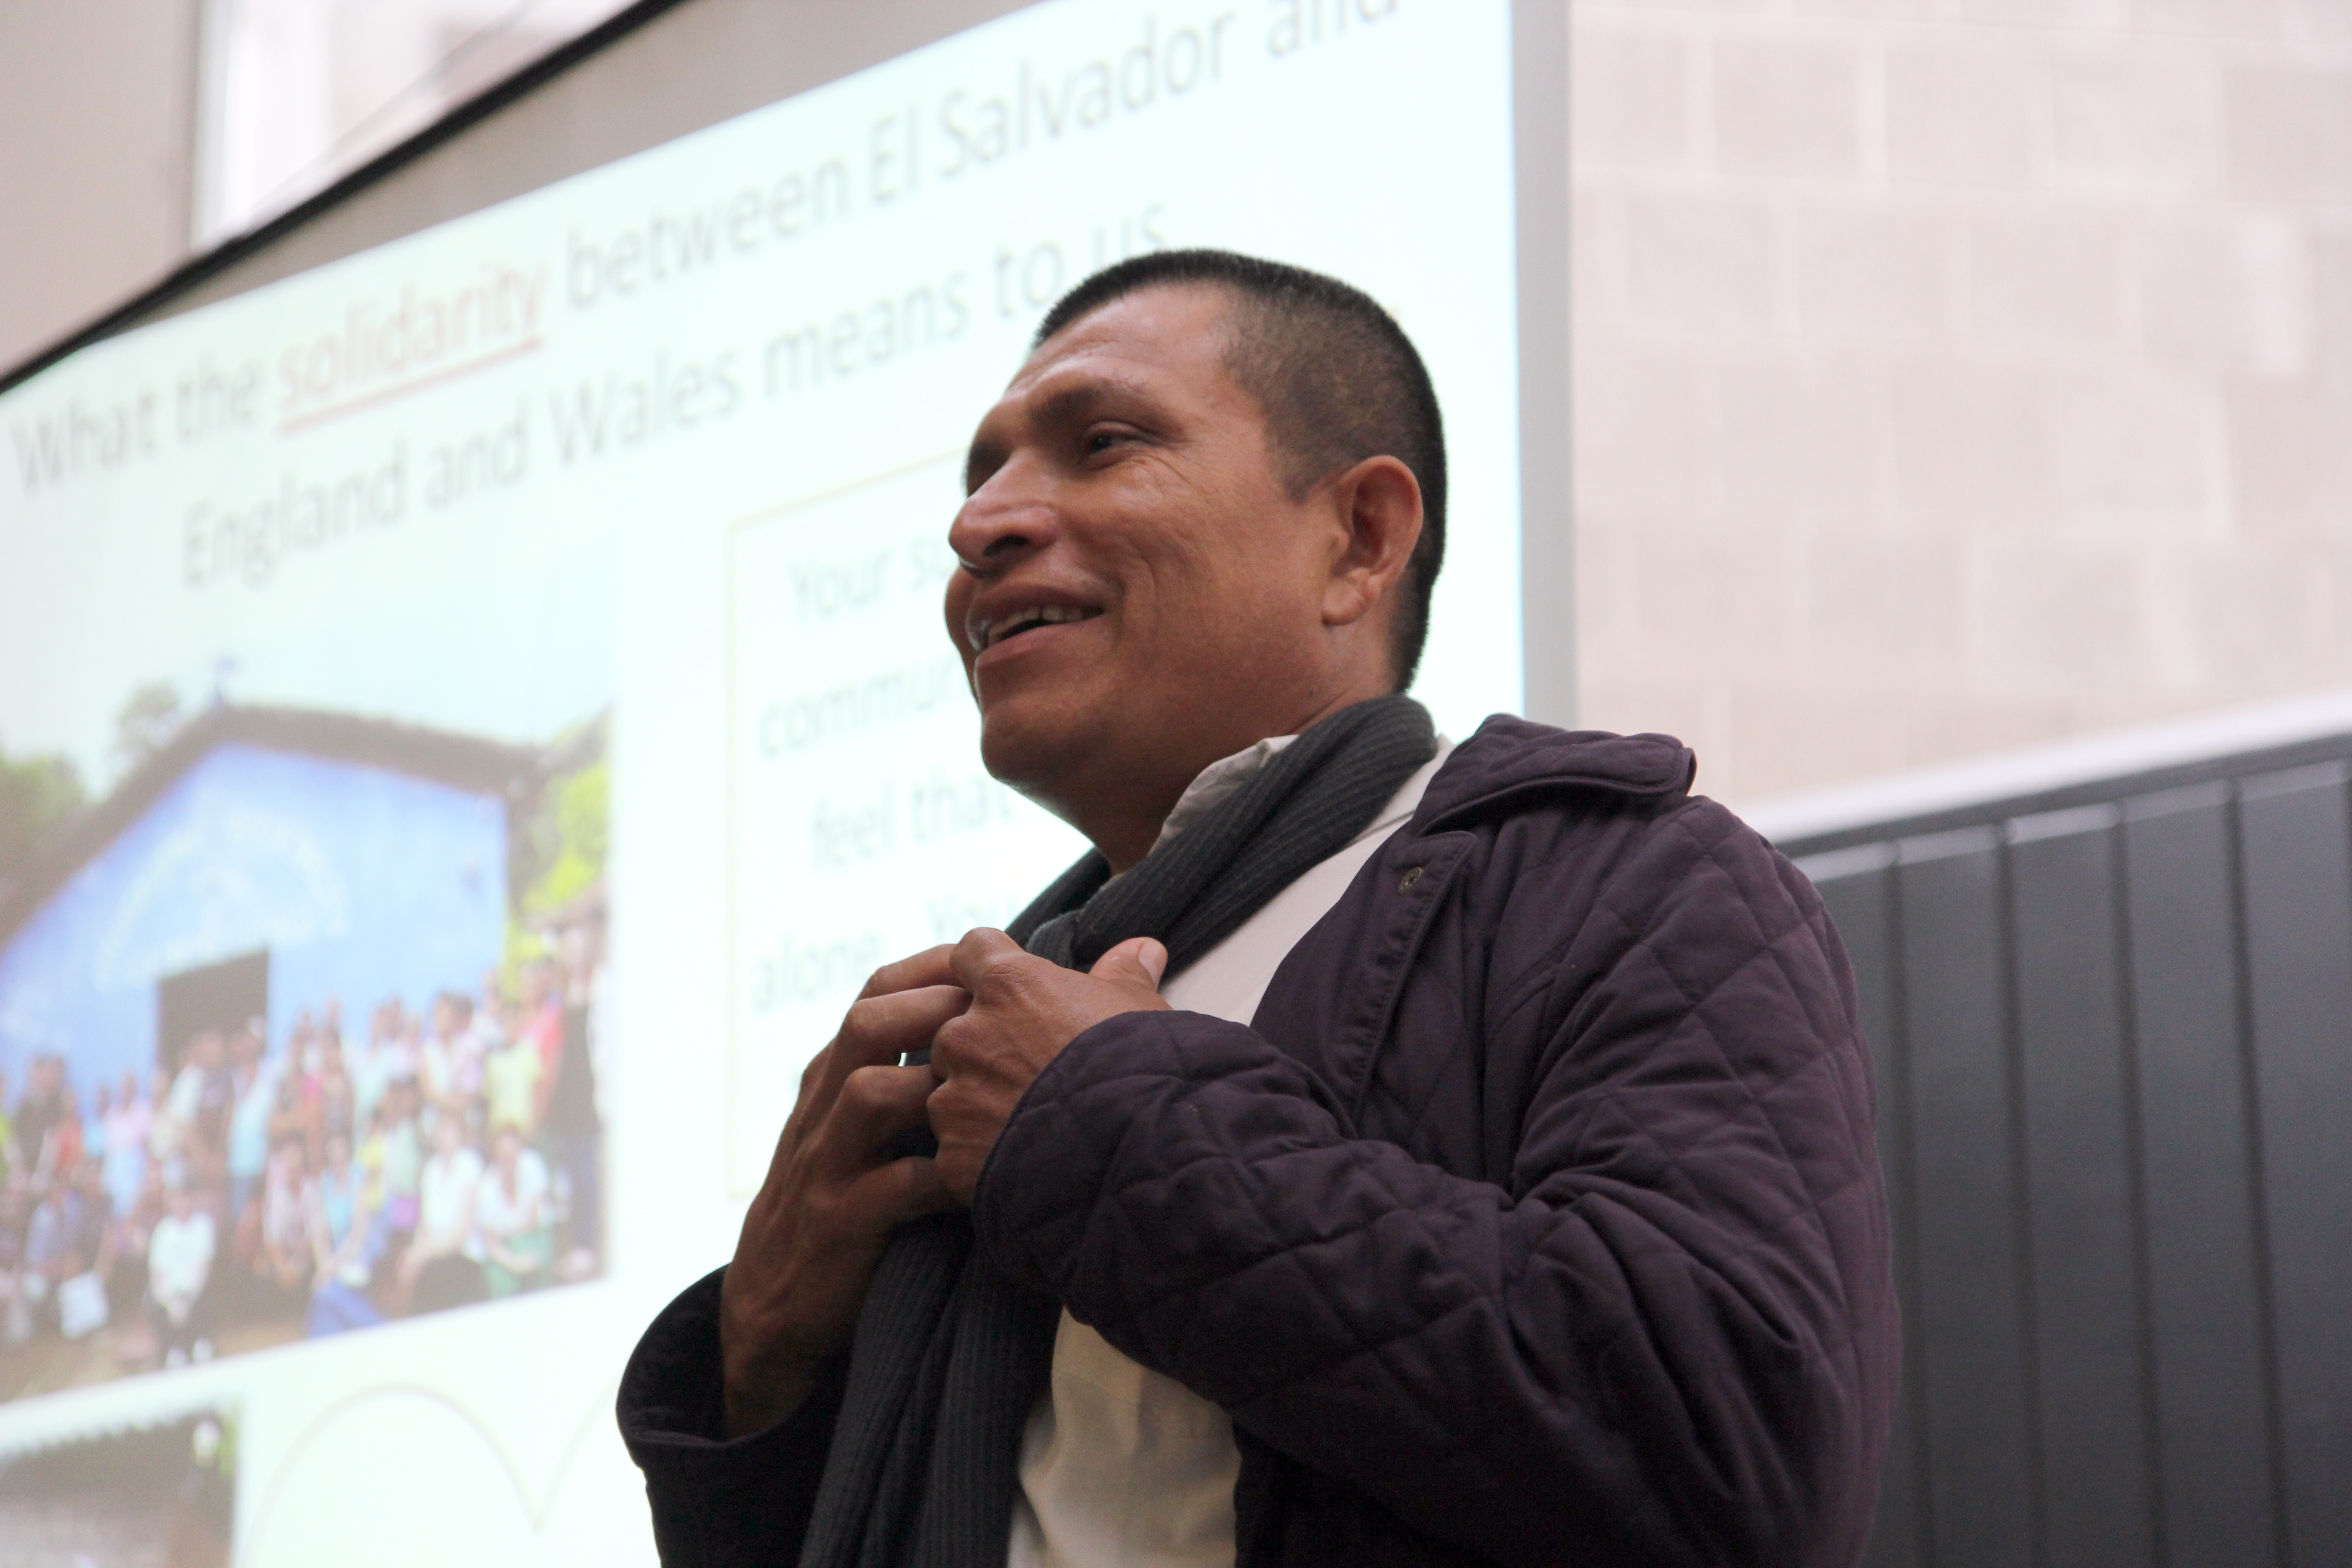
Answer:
[{"xmin": 797, "ymin": 695, "xmax": 1438, "ymax": 1568}]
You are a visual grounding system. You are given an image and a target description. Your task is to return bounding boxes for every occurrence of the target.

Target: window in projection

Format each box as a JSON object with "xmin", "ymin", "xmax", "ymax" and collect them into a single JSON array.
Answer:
[
  {"xmin": 0, "ymin": 2, "xmax": 1525, "ymax": 1562},
  {"xmin": 196, "ymin": 0, "xmax": 638, "ymax": 244}
]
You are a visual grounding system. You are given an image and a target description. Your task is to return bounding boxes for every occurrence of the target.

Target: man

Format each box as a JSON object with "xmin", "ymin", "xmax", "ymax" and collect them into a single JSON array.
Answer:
[
  {"xmin": 546, "ymin": 919, "xmax": 606, "ymax": 1279},
  {"xmin": 167, "ymin": 1031, "xmax": 231, "ymax": 1181},
  {"xmin": 101, "ymin": 1068, "xmax": 151, "ymax": 1221},
  {"xmin": 418, "ymin": 991, "xmax": 481, "ymax": 1124},
  {"xmin": 10, "ymin": 1055, "xmax": 63, "ymax": 1174},
  {"xmin": 148, "ymin": 1172, "xmax": 216, "ymax": 1367},
  {"xmin": 23, "ymin": 1169, "xmax": 86, "ymax": 1312},
  {"xmin": 348, "ymin": 1000, "xmax": 411, "ymax": 1137},
  {"xmin": 482, "ymin": 1015, "xmax": 544, "ymax": 1141},
  {"xmin": 225, "ymin": 1024, "xmax": 277, "ymax": 1222},
  {"xmin": 401, "ymin": 1108, "xmax": 485, "ymax": 1313},
  {"xmin": 620, "ymin": 252, "xmax": 1896, "ymax": 1566}
]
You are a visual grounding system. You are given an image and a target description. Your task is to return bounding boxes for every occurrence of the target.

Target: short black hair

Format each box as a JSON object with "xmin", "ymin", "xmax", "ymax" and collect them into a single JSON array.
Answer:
[{"xmin": 1034, "ymin": 250, "xmax": 1447, "ymax": 691}]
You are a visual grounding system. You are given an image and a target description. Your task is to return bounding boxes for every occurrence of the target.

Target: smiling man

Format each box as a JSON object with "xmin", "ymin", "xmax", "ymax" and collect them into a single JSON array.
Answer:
[{"xmin": 619, "ymin": 251, "xmax": 1897, "ymax": 1568}]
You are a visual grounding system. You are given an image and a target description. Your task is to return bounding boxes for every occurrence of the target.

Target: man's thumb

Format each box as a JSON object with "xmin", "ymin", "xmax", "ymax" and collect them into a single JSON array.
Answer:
[{"xmin": 1091, "ymin": 936, "xmax": 1168, "ymax": 990}]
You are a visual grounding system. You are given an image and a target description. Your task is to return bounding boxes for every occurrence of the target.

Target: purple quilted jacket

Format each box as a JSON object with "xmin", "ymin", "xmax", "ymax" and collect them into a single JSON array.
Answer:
[{"xmin": 620, "ymin": 718, "xmax": 1898, "ymax": 1566}]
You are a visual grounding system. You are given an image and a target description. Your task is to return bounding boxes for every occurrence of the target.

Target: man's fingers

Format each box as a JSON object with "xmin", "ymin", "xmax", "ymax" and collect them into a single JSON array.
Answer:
[
  {"xmin": 948, "ymin": 926, "xmax": 1032, "ymax": 995},
  {"xmin": 815, "ymin": 1063, "xmax": 937, "ymax": 1176},
  {"xmin": 843, "ymin": 985, "xmax": 970, "ymax": 1063},
  {"xmin": 859, "ymin": 945, "xmax": 958, "ymax": 1000},
  {"xmin": 847, "ymin": 1152, "xmax": 957, "ymax": 1224},
  {"xmin": 774, "ymin": 971, "xmax": 972, "ymax": 1177},
  {"xmin": 1088, "ymin": 936, "xmax": 1168, "ymax": 991},
  {"xmin": 808, "ymin": 986, "xmax": 970, "ymax": 1112}
]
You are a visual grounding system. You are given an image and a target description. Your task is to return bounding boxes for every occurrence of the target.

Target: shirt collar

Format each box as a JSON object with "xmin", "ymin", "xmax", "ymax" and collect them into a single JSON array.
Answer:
[{"xmin": 1149, "ymin": 734, "xmax": 1298, "ymax": 854}]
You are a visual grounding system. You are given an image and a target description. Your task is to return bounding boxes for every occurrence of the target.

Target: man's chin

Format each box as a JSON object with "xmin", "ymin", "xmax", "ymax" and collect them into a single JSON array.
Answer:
[{"xmin": 975, "ymin": 698, "xmax": 1112, "ymax": 804}]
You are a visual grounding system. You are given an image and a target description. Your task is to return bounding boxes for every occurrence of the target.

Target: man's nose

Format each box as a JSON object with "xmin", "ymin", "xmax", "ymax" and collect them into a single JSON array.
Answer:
[{"xmin": 949, "ymin": 462, "xmax": 1061, "ymax": 574}]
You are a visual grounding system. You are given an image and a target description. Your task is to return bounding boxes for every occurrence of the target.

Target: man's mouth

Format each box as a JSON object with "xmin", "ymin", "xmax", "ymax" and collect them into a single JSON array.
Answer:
[{"xmin": 970, "ymin": 604, "xmax": 1103, "ymax": 652}]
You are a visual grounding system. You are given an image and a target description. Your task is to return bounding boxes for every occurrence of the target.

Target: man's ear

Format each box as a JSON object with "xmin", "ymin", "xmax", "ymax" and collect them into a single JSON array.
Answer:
[{"xmin": 1321, "ymin": 455, "xmax": 1424, "ymax": 634}]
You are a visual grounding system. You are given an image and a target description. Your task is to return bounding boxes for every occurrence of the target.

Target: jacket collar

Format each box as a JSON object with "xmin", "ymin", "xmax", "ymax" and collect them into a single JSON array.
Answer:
[{"xmin": 1410, "ymin": 715, "xmax": 1695, "ymax": 833}]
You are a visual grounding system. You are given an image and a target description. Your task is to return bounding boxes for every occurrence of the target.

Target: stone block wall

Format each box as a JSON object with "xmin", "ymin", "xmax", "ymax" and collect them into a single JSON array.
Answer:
[{"xmin": 1571, "ymin": 0, "xmax": 2352, "ymax": 804}]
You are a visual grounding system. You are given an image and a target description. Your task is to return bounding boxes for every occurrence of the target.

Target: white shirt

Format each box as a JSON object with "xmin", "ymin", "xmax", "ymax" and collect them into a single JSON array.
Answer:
[
  {"xmin": 474, "ymin": 1147, "xmax": 551, "ymax": 1241},
  {"xmin": 418, "ymin": 1146, "xmax": 485, "ymax": 1253},
  {"xmin": 149, "ymin": 1210, "xmax": 217, "ymax": 1312},
  {"xmin": 1007, "ymin": 735, "xmax": 1452, "ymax": 1568}
]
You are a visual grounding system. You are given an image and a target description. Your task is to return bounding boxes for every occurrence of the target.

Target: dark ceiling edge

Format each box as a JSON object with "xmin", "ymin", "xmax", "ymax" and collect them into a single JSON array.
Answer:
[
  {"xmin": 0, "ymin": 0, "xmax": 696, "ymax": 400},
  {"xmin": 0, "ymin": 704, "xmax": 554, "ymax": 947},
  {"xmin": 1771, "ymin": 726, "xmax": 2352, "ymax": 861}
]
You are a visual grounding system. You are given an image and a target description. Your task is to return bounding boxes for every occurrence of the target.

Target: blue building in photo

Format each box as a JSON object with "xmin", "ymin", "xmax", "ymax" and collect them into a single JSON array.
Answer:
[{"xmin": 0, "ymin": 706, "xmax": 537, "ymax": 1093}]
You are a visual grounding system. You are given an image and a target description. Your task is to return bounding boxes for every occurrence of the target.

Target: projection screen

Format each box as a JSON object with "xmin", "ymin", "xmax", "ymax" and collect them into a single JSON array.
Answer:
[{"xmin": 0, "ymin": 2, "xmax": 1563, "ymax": 1560}]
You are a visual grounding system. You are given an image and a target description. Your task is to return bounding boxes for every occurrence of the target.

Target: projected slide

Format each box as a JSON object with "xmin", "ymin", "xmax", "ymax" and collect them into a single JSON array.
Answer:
[{"xmin": 0, "ymin": 1, "xmax": 1521, "ymax": 1560}]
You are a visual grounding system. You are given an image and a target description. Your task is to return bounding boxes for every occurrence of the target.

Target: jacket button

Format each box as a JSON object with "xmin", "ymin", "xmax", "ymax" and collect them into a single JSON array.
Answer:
[{"xmin": 1398, "ymin": 866, "xmax": 1423, "ymax": 892}]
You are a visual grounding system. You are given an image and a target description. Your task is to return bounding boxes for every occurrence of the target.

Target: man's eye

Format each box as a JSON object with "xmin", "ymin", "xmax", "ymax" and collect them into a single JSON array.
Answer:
[{"xmin": 1083, "ymin": 427, "xmax": 1133, "ymax": 456}]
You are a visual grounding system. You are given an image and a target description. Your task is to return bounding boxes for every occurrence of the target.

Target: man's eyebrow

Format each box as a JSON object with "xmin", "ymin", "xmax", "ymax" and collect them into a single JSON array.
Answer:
[
  {"xmin": 964, "ymin": 373, "xmax": 1162, "ymax": 489},
  {"xmin": 1029, "ymin": 373, "xmax": 1156, "ymax": 430}
]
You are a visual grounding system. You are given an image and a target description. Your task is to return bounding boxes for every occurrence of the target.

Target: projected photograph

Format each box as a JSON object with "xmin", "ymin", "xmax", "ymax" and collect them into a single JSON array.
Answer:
[
  {"xmin": 0, "ymin": 688, "xmax": 608, "ymax": 1403},
  {"xmin": 0, "ymin": 1405, "xmax": 237, "ymax": 1568}
]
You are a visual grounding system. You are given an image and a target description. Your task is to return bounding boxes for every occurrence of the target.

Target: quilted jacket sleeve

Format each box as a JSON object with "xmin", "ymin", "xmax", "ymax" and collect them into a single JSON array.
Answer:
[
  {"xmin": 616, "ymin": 1267, "xmax": 849, "ymax": 1567},
  {"xmin": 970, "ymin": 801, "xmax": 1891, "ymax": 1567}
]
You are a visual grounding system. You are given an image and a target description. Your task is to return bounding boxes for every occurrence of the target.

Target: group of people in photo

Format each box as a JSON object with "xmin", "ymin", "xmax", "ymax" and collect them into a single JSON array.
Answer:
[{"xmin": 0, "ymin": 941, "xmax": 604, "ymax": 1379}]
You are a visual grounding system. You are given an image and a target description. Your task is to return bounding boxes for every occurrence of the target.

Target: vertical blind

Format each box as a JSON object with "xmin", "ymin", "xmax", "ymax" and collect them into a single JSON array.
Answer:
[{"xmin": 1786, "ymin": 744, "xmax": 2352, "ymax": 1568}]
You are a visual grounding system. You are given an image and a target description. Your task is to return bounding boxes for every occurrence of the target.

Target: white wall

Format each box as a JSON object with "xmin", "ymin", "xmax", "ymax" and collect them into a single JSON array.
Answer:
[
  {"xmin": 0, "ymin": 0, "xmax": 201, "ymax": 370},
  {"xmin": 1573, "ymin": 0, "xmax": 2352, "ymax": 805}
]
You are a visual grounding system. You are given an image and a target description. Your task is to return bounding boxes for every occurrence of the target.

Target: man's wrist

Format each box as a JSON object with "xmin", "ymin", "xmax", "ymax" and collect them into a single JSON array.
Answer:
[
  {"xmin": 717, "ymin": 1292, "xmax": 835, "ymax": 1436},
  {"xmin": 721, "ymin": 1355, "xmax": 820, "ymax": 1440}
]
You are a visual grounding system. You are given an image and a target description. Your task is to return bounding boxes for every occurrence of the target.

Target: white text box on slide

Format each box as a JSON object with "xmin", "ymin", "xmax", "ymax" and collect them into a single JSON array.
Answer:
[{"xmin": 726, "ymin": 455, "xmax": 1088, "ymax": 1189}]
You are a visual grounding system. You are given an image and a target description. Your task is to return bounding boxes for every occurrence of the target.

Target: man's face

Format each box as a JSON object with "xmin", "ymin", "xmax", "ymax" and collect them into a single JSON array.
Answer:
[{"xmin": 947, "ymin": 286, "xmax": 1353, "ymax": 811}]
